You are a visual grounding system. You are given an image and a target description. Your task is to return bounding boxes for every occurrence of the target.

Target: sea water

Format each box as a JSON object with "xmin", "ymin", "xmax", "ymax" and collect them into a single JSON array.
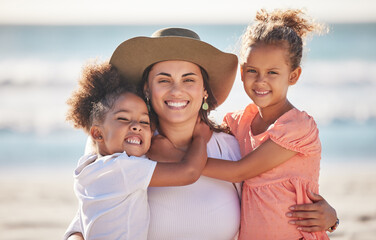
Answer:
[{"xmin": 0, "ymin": 24, "xmax": 375, "ymax": 168}]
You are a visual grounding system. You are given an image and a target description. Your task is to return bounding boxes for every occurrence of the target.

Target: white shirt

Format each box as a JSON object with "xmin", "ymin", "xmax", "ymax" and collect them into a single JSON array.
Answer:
[
  {"xmin": 65, "ymin": 132, "xmax": 241, "ymax": 240},
  {"xmin": 73, "ymin": 151, "xmax": 157, "ymax": 240},
  {"xmin": 147, "ymin": 132, "xmax": 241, "ymax": 240}
]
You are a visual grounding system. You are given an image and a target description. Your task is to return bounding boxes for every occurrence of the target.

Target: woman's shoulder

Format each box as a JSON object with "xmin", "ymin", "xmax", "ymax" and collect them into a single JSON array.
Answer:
[{"xmin": 210, "ymin": 132, "xmax": 241, "ymax": 161}]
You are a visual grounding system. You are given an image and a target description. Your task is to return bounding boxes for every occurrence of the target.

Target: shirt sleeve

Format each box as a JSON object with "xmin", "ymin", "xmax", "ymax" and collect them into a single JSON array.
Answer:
[
  {"xmin": 268, "ymin": 110, "xmax": 321, "ymax": 156},
  {"xmin": 75, "ymin": 153, "xmax": 157, "ymax": 198},
  {"xmin": 63, "ymin": 210, "xmax": 82, "ymax": 240},
  {"xmin": 223, "ymin": 111, "xmax": 240, "ymax": 136}
]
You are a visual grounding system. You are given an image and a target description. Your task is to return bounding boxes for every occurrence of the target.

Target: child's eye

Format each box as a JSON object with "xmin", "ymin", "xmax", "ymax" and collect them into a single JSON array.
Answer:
[
  {"xmin": 268, "ymin": 71, "xmax": 278, "ymax": 75},
  {"xmin": 118, "ymin": 117, "xmax": 129, "ymax": 121},
  {"xmin": 140, "ymin": 121, "xmax": 150, "ymax": 125},
  {"xmin": 247, "ymin": 69, "xmax": 257, "ymax": 73}
]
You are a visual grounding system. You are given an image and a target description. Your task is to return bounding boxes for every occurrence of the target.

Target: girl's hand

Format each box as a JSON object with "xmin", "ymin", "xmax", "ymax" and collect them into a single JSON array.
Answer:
[
  {"xmin": 286, "ymin": 190, "xmax": 337, "ymax": 232},
  {"xmin": 192, "ymin": 117, "xmax": 212, "ymax": 143}
]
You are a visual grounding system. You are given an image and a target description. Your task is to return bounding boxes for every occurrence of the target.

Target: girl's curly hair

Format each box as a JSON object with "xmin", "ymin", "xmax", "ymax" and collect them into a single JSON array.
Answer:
[
  {"xmin": 240, "ymin": 9, "xmax": 327, "ymax": 70},
  {"xmin": 66, "ymin": 61, "xmax": 140, "ymax": 133}
]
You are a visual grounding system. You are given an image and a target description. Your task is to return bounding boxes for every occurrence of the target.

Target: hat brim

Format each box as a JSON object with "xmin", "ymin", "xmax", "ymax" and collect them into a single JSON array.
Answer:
[{"xmin": 110, "ymin": 36, "xmax": 238, "ymax": 106}]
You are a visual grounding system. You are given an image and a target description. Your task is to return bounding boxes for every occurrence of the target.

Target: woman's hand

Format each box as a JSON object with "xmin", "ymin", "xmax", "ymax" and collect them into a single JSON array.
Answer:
[
  {"xmin": 286, "ymin": 190, "xmax": 337, "ymax": 232},
  {"xmin": 67, "ymin": 232, "xmax": 84, "ymax": 240}
]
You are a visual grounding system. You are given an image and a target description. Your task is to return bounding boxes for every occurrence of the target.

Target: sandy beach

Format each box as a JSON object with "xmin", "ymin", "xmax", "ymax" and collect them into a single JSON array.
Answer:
[{"xmin": 0, "ymin": 162, "xmax": 375, "ymax": 240}]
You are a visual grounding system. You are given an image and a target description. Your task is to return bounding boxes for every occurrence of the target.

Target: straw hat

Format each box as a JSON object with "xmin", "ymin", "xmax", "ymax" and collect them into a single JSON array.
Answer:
[{"xmin": 109, "ymin": 28, "xmax": 238, "ymax": 106}]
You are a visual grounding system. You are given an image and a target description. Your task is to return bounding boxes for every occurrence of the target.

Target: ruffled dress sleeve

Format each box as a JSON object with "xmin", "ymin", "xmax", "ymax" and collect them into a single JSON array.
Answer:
[{"xmin": 268, "ymin": 109, "xmax": 321, "ymax": 157}]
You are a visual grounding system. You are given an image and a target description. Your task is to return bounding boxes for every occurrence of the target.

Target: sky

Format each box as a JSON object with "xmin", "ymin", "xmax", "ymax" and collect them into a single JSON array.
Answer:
[{"xmin": 1, "ymin": 0, "xmax": 376, "ymax": 25}]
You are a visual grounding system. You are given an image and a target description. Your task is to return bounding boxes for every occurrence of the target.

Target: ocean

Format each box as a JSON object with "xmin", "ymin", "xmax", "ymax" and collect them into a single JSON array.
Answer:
[{"xmin": 0, "ymin": 24, "xmax": 375, "ymax": 168}]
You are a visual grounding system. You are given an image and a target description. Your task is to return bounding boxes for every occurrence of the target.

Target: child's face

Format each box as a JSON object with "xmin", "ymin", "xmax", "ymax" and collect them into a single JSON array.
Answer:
[
  {"xmin": 96, "ymin": 92, "xmax": 152, "ymax": 157},
  {"xmin": 241, "ymin": 44, "xmax": 300, "ymax": 109}
]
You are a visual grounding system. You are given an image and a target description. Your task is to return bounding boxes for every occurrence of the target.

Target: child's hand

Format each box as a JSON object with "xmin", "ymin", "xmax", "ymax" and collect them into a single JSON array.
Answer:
[
  {"xmin": 192, "ymin": 117, "xmax": 212, "ymax": 143},
  {"xmin": 147, "ymin": 135, "xmax": 185, "ymax": 163}
]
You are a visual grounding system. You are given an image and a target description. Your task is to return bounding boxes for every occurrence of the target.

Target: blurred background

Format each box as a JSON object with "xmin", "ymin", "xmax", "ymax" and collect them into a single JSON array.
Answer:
[{"xmin": 0, "ymin": 0, "xmax": 375, "ymax": 239}]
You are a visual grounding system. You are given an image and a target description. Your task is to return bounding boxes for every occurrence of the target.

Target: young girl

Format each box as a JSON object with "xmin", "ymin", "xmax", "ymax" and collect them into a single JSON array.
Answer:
[
  {"xmin": 65, "ymin": 61, "xmax": 209, "ymax": 240},
  {"xmin": 203, "ymin": 9, "xmax": 330, "ymax": 239}
]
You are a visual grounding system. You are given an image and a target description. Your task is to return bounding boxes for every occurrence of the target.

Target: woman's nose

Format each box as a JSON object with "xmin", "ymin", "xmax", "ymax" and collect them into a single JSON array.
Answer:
[{"xmin": 170, "ymin": 83, "xmax": 183, "ymax": 96}]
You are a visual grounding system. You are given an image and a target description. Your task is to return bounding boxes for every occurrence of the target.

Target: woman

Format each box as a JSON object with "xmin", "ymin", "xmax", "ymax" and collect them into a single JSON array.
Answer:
[{"xmin": 66, "ymin": 28, "xmax": 337, "ymax": 239}]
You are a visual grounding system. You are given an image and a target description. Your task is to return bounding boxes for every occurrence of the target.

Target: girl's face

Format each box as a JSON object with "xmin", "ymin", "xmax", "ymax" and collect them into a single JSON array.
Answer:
[
  {"xmin": 93, "ymin": 92, "xmax": 152, "ymax": 157},
  {"xmin": 146, "ymin": 60, "xmax": 207, "ymax": 125},
  {"xmin": 241, "ymin": 44, "xmax": 301, "ymax": 110}
]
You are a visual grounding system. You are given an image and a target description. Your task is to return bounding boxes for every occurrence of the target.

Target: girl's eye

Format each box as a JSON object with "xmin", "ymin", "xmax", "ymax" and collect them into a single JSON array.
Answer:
[
  {"xmin": 140, "ymin": 121, "xmax": 150, "ymax": 125},
  {"xmin": 247, "ymin": 69, "xmax": 257, "ymax": 73},
  {"xmin": 118, "ymin": 117, "xmax": 129, "ymax": 121},
  {"xmin": 268, "ymin": 71, "xmax": 278, "ymax": 75}
]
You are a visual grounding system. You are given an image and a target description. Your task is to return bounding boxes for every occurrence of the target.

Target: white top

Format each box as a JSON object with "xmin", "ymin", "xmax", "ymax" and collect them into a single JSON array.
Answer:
[
  {"xmin": 65, "ymin": 132, "xmax": 242, "ymax": 240},
  {"xmin": 73, "ymin": 151, "xmax": 157, "ymax": 240}
]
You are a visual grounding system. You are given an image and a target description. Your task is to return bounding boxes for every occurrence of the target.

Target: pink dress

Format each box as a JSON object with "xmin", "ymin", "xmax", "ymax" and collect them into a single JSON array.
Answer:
[{"xmin": 224, "ymin": 104, "xmax": 329, "ymax": 240}]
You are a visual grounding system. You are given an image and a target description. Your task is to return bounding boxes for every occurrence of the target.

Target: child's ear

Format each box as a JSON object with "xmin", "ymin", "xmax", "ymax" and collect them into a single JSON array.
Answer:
[
  {"xmin": 289, "ymin": 67, "xmax": 302, "ymax": 86},
  {"xmin": 240, "ymin": 65, "xmax": 245, "ymax": 82},
  {"xmin": 90, "ymin": 126, "xmax": 104, "ymax": 143}
]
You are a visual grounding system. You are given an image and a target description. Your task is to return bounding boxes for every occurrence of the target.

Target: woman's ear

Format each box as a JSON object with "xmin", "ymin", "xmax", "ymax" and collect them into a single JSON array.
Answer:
[
  {"xmin": 143, "ymin": 83, "xmax": 150, "ymax": 99},
  {"xmin": 289, "ymin": 67, "xmax": 302, "ymax": 86},
  {"xmin": 90, "ymin": 126, "xmax": 104, "ymax": 143},
  {"xmin": 203, "ymin": 89, "xmax": 208, "ymax": 98}
]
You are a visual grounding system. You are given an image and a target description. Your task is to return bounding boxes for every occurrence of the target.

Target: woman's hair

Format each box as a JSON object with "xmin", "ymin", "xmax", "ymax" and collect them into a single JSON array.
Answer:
[
  {"xmin": 240, "ymin": 8, "xmax": 327, "ymax": 70},
  {"xmin": 66, "ymin": 61, "xmax": 141, "ymax": 133},
  {"xmin": 141, "ymin": 63, "xmax": 229, "ymax": 133}
]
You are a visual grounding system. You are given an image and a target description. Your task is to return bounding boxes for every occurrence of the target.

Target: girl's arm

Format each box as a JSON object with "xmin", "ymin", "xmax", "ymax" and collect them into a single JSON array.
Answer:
[
  {"xmin": 148, "ymin": 119, "xmax": 211, "ymax": 187},
  {"xmin": 203, "ymin": 138, "xmax": 296, "ymax": 183}
]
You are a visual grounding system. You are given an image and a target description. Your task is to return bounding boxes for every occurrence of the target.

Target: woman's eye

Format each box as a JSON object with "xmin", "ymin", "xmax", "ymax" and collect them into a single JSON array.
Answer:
[
  {"xmin": 158, "ymin": 79, "xmax": 169, "ymax": 83},
  {"xmin": 184, "ymin": 78, "xmax": 194, "ymax": 82}
]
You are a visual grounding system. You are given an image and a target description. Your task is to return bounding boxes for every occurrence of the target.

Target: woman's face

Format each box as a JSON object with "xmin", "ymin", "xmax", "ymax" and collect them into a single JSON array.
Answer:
[{"xmin": 146, "ymin": 60, "xmax": 207, "ymax": 125}]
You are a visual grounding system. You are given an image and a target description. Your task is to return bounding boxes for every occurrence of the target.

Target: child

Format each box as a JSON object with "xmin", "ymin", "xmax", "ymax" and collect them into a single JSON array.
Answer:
[
  {"xmin": 203, "ymin": 9, "xmax": 330, "ymax": 239},
  {"xmin": 65, "ymin": 62, "xmax": 209, "ymax": 240}
]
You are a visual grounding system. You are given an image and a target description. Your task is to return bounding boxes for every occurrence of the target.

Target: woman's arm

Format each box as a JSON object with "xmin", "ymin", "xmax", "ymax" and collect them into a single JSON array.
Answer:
[
  {"xmin": 203, "ymin": 139, "xmax": 296, "ymax": 182},
  {"xmin": 148, "ymin": 119, "xmax": 211, "ymax": 187},
  {"xmin": 287, "ymin": 190, "xmax": 338, "ymax": 232}
]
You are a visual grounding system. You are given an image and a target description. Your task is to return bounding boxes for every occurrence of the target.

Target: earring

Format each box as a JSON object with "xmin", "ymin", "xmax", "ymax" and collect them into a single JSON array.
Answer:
[{"xmin": 202, "ymin": 95, "xmax": 209, "ymax": 110}]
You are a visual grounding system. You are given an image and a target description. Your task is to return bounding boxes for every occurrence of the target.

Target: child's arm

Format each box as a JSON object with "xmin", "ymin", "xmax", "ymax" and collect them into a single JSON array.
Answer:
[
  {"xmin": 148, "ymin": 119, "xmax": 211, "ymax": 187},
  {"xmin": 203, "ymin": 139, "xmax": 296, "ymax": 183}
]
